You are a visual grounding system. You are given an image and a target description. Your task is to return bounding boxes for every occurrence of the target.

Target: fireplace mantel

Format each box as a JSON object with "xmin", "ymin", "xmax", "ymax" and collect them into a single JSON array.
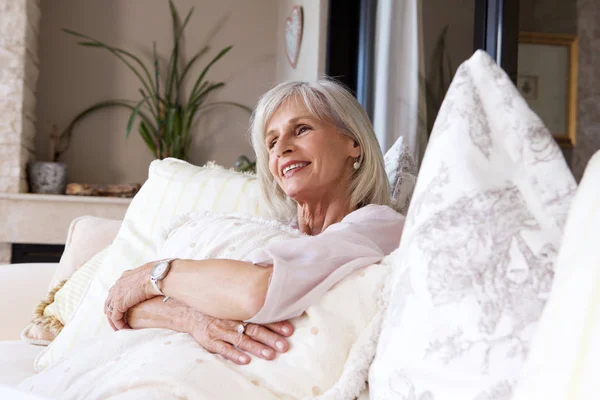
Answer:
[{"xmin": 0, "ymin": 193, "xmax": 130, "ymax": 245}]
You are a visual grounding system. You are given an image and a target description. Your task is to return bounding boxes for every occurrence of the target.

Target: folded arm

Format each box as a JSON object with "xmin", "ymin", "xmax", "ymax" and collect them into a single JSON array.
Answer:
[
  {"xmin": 126, "ymin": 295, "xmax": 292, "ymax": 365},
  {"xmin": 160, "ymin": 259, "xmax": 273, "ymax": 321},
  {"xmin": 105, "ymin": 258, "xmax": 272, "ymax": 331}
]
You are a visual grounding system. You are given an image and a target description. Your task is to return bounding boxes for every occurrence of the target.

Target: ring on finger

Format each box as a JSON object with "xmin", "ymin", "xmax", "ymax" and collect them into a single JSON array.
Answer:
[
  {"xmin": 236, "ymin": 322, "xmax": 248, "ymax": 335},
  {"xmin": 106, "ymin": 304, "xmax": 114, "ymax": 313}
]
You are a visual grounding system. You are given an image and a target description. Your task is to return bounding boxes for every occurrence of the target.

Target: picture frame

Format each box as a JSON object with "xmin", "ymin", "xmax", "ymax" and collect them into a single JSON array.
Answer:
[{"xmin": 518, "ymin": 32, "xmax": 579, "ymax": 147}]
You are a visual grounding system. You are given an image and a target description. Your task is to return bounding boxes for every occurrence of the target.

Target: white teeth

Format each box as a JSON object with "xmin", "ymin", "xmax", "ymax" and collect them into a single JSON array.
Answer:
[{"xmin": 282, "ymin": 162, "xmax": 308, "ymax": 175}]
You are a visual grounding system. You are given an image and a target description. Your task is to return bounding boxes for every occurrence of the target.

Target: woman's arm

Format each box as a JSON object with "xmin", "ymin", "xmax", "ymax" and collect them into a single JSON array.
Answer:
[
  {"xmin": 126, "ymin": 296, "xmax": 292, "ymax": 365},
  {"xmin": 105, "ymin": 259, "xmax": 272, "ymax": 330},
  {"xmin": 160, "ymin": 259, "xmax": 273, "ymax": 321}
]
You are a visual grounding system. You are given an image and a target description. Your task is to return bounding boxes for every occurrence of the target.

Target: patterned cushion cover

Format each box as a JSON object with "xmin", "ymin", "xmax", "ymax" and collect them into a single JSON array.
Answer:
[{"xmin": 369, "ymin": 50, "xmax": 576, "ymax": 399}]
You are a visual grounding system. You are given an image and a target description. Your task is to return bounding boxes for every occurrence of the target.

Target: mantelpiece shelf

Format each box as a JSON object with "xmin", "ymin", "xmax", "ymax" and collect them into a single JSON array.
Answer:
[{"xmin": 0, "ymin": 193, "xmax": 130, "ymax": 245}]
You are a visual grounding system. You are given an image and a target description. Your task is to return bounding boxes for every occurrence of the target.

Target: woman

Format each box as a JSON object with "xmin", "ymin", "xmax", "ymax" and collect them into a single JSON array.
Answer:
[{"xmin": 104, "ymin": 80, "xmax": 405, "ymax": 365}]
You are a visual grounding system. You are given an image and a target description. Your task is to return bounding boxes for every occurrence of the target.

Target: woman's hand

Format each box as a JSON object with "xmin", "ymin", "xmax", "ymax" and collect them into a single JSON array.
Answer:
[
  {"xmin": 105, "ymin": 262, "xmax": 156, "ymax": 331},
  {"xmin": 185, "ymin": 309, "xmax": 294, "ymax": 365},
  {"xmin": 126, "ymin": 296, "xmax": 294, "ymax": 365}
]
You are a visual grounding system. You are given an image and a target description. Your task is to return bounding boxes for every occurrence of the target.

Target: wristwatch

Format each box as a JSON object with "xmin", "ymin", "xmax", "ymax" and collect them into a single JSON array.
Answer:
[{"xmin": 150, "ymin": 258, "xmax": 175, "ymax": 302}]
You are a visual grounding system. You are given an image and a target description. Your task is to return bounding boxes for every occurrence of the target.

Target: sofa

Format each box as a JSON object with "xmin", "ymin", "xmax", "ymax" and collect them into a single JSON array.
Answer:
[
  {"xmin": 0, "ymin": 262, "xmax": 58, "ymax": 385},
  {"xmin": 1, "ymin": 50, "xmax": 598, "ymax": 399}
]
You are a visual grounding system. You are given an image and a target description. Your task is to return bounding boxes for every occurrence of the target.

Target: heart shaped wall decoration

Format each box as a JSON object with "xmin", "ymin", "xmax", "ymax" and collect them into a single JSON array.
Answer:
[{"xmin": 285, "ymin": 6, "xmax": 303, "ymax": 69}]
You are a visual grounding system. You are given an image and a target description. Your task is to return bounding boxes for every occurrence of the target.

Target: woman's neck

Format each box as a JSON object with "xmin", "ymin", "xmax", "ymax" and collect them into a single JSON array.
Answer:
[{"xmin": 296, "ymin": 199, "xmax": 352, "ymax": 235}]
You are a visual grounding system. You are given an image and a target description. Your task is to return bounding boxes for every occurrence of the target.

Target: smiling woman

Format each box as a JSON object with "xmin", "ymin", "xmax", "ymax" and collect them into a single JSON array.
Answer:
[
  {"xmin": 19, "ymin": 79, "xmax": 406, "ymax": 398},
  {"xmin": 251, "ymin": 80, "xmax": 391, "ymax": 228}
]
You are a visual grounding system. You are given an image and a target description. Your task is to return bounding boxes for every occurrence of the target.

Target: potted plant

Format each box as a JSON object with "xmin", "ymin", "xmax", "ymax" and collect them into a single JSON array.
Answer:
[
  {"xmin": 60, "ymin": 0, "xmax": 250, "ymax": 161},
  {"xmin": 27, "ymin": 124, "xmax": 68, "ymax": 194}
]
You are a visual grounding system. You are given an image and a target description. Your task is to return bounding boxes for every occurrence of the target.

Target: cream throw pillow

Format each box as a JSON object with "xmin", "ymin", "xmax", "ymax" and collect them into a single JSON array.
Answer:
[
  {"xmin": 512, "ymin": 151, "xmax": 600, "ymax": 400},
  {"xmin": 35, "ymin": 158, "xmax": 267, "ymax": 371},
  {"xmin": 369, "ymin": 50, "xmax": 576, "ymax": 399},
  {"xmin": 50, "ymin": 216, "xmax": 122, "ymax": 289},
  {"xmin": 23, "ymin": 211, "xmax": 390, "ymax": 400}
]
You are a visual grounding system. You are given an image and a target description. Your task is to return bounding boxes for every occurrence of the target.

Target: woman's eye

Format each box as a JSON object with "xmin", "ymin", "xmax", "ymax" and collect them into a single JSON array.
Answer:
[
  {"xmin": 268, "ymin": 139, "xmax": 277, "ymax": 149},
  {"xmin": 297, "ymin": 126, "xmax": 310, "ymax": 135}
]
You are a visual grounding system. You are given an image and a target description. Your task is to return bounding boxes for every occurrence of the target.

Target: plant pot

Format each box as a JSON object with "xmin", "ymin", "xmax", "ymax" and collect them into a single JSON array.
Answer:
[{"xmin": 27, "ymin": 161, "xmax": 68, "ymax": 194}]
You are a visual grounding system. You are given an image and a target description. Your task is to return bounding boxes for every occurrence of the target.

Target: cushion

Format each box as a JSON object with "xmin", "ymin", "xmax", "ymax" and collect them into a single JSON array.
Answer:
[
  {"xmin": 512, "ymin": 151, "xmax": 600, "ymax": 400},
  {"xmin": 49, "ymin": 216, "xmax": 121, "ymax": 289},
  {"xmin": 384, "ymin": 136, "xmax": 418, "ymax": 216},
  {"xmin": 22, "ymin": 211, "xmax": 391, "ymax": 399},
  {"xmin": 35, "ymin": 158, "xmax": 266, "ymax": 371},
  {"xmin": 369, "ymin": 50, "xmax": 577, "ymax": 399}
]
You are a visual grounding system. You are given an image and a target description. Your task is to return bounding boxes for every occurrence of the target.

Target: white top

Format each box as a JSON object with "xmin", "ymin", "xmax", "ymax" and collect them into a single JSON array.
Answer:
[{"xmin": 244, "ymin": 204, "xmax": 405, "ymax": 324}]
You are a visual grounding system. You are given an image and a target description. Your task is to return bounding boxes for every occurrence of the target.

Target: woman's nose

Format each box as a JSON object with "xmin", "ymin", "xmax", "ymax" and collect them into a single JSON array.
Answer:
[{"xmin": 274, "ymin": 136, "xmax": 294, "ymax": 157}]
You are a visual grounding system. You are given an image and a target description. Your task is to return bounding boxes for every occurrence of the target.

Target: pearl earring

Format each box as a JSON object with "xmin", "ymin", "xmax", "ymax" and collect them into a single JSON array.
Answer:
[{"xmin": 353, "ymin": 158, "xmax": 361, "ymax": 170}]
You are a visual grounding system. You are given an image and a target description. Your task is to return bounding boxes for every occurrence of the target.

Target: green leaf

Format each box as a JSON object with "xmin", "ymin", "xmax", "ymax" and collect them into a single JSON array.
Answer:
[
  {"xmin": 188, "ymin": 46, "xmax": 232, "ymax": 104},
  {"xmin": 189, "ymin": 82, "xmax": 225, "ymax": 106},
  {"xmin": 126, "ymin": 94, "xmax": 156, "ymax": 138},
  {"xmin": 64, "ymin": 29, "xmax": 158, "ymax": 111},
  {"xmin": 179, "ymin": 46, "xmax": 210, "ymax": 88},
  {"xmin": 139, "ymin": 121, "xmax": 158, "ymax": 158},
  {"xmin": 166, "ymin": 1, "xmax": 194, "ymax": 104}
]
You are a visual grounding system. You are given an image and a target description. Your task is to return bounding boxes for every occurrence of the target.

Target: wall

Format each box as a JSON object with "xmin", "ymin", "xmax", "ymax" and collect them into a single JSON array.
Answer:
[
  {"xmin": 520, "ymin": 0, "xmax": 600, "ymax": 181},
  {"xmin": 35, "ymin": 0, "xmax": 278, "ymax": 185},
  {"xmin": 275, "ymin": 0, "xmax": 329, "ymax": 82}
]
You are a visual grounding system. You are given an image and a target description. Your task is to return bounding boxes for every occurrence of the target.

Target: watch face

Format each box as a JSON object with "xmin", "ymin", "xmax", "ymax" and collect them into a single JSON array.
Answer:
[{"xmin": 152, "ymin": 261, "xmax": 168, "ymax": 279}]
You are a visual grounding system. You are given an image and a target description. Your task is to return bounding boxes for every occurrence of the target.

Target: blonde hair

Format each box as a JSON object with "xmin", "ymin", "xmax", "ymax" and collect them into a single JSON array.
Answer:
[{"xmin": 250, "ymin": 79, "xmax": 390, "ymax": 221}]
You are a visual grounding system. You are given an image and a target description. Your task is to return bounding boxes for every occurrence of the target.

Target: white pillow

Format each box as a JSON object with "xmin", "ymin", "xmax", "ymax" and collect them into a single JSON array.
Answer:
[
  {"xmin": 22, "ymin": 211, "xmax": 391, "ymax": 400},
  {"xmin": 34, "ymin": 158, "xmax": 268, "ymax": 371},
  {"xmin": 512, "ymin": 151, "xmax": 600, "ymax": 400},
  {"xmin": 384, "ymin": 136, "xmax": 418, "ymax": 215},
  {"xmin": 369, "ymin": 50, "xmax": 577, "ymax": 399}
]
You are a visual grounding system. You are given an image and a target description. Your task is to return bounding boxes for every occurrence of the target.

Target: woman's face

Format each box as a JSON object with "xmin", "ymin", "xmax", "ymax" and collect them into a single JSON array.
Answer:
[{"xmin": 265, "ymin": 99, "xmax": 360, "ymax": 204}]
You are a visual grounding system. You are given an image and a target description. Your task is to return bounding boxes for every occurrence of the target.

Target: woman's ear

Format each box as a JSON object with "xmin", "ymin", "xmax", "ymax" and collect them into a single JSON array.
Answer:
[{"xmin": 349, "ymin": 140, "xmax": 361, "ymax": 158}]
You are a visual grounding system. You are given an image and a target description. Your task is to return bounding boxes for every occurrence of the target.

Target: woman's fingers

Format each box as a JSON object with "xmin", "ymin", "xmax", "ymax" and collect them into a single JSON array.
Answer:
[
  {"xmin": 243, "ymin": 323, "xmax": 289, "ymax": 354},
  {"xmin": 106, "ymin": 315, "xmax": 117, "ymax": 331},
  {"xmin": 209, "ymin": 340, "xmax": 251, "ymax": 365},
  {"xmin": 232, "ymin": 332, "xmax": 278, "ymax": 360},
  {"xmin": 263, "ymin": 321, "xmax": 294, "ymax": 337}
]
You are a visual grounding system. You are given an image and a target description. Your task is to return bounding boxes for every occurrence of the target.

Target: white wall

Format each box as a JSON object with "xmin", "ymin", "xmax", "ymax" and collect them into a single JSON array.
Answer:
[
  {"xmin": 275, "ymin": 0, "xmax": 329, "ymax": 82},
  {"xmin": 35, "ymin": 0, "xmax": 278, "ymax": 184}
]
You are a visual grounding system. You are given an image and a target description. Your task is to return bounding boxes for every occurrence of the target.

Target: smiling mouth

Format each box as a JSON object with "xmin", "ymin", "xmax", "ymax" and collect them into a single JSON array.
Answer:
[{"xmin": 281, "ymin": 162, "xmax": 310, "ymax": 177}]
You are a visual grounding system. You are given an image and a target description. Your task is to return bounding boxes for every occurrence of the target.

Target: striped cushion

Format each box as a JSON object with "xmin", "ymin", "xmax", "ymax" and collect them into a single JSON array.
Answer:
[
  {"xmin": 44, "ymin": 247, "xmax": 110, "ymax": 325},
  {"xmin": 35, "ymin": 158, "xmax": 267, "ymax": 371}
]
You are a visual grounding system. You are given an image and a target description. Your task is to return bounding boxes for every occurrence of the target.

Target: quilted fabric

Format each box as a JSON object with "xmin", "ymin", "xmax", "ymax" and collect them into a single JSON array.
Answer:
[{"xmin": 369, "ymin": 50, "xmax": 576, "ymax": 399}]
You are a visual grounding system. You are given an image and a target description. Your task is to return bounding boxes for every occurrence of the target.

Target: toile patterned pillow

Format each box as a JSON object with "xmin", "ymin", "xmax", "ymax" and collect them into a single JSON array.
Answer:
[
  {"xmin": 384, "ymin": 136, "xmax": 418, "ymax": 216},
  {"xmin": 369, "ymin": 50, "xmax": 577, "ymax": 400}
]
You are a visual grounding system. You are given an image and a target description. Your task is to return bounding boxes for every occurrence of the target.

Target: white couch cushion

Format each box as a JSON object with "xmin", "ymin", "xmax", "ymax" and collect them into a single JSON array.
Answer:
[
  {"xmin": 512, "ymin": 151, "xmax": 600, "ymax": 400},
  {"xmin": 0, "ymin": 341, "xmax": 43, "ymax": 386},
  {"xmin": 369, "ymin": 50, "xmax": 576, "ymax": 399}
]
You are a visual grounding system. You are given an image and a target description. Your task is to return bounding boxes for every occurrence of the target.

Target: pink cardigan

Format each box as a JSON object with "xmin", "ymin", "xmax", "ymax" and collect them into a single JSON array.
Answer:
[{"xmin": 245, "ymin": 204, "xmax": 405, "ymax": 324}]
